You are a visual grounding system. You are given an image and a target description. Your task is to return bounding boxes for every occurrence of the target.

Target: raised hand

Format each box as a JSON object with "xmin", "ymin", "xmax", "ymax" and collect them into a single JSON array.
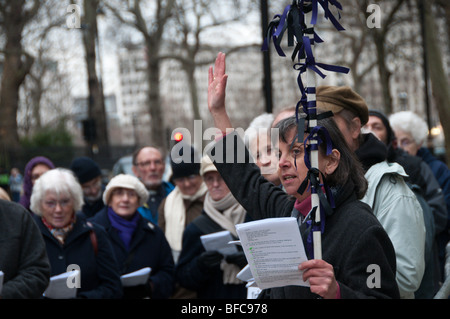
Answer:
[{"xmin": 208, "ymin": 52, "xmax": 232, "ymax": 133}]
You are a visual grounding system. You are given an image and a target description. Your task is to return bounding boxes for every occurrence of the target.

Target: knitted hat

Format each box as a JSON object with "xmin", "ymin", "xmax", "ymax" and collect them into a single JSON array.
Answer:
[
  {"xmin": 70, "ymin": 156, "xmax": 102, "ymax": 184},
  {"xmin": 316, "ymin": 86, "xmax": 369, "ymax": 125},
  {"xmin": 200, "ymin": 155, "xmax": 217, "ymax": 177},
  {"xmin": 103, "ymin": 174, "xmax": 149, "ymax": 206},
  {"xmin": 170, "ymin": 144, "xmax": 200, "ymax": 180}
]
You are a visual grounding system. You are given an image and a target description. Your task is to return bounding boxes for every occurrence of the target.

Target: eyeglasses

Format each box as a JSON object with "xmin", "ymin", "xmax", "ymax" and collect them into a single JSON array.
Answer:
[
  {"xmin": 173, "ymin": 174, "xmax": 199, "ymax": 183},
  {"xmin": 134, "ymin": 160, "xmax": 163, "ymax": 169},
  {"xmin": 112, "ymin": 188, "xmax": 138, "ymax": 198},
  {"xmin": 203, "ymin": 174, "xmax": 223, "ymax": 185},
  {"xmin": 43, "ymin": 199, "xmax": 72, "ymax": 209},
  {"xmin": 399, "ymin": 138, "xmax": 414, "ymax": 148}
]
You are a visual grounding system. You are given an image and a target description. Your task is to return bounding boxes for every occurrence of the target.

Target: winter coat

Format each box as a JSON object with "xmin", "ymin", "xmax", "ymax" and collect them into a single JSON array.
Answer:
[
  {"xmin": 0, "ymin": 200, "xmax": 50, "ymax": 298},
  {"xmin": 208, "ymin": 132, "xmax": 400, "ymax": 299},
  {"xmin": 417, "ymin": 146, "xmax": 450, "ymax": 284},
  {"xmin": 357, "ymin": 133, "xmax": 426, "ymax": 299},
  {"xmin": 388, "ymin": 147, "xmax": 447, "ymax": 235},
  {"xmin": 417, "ymin": 147, "xmax": 450, "ymax": 213},
  {"xmin": 90, "ymin": 208, "xmax": 175, "ymax": 299},
  {"xmin": 138, "ymin": 181, "xmax": 174, "ymax": 225},
  {"xmin": 34, "ymin": 212, "xmax": 122, "ymax": 299},
  {"xmin": 175, "ymin": 212, "xmax": 249, "ymax": 299}
]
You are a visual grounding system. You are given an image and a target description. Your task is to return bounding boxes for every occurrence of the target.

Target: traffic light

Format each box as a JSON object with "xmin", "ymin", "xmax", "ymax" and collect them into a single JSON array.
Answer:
[{"xmin": 173, "ymin": 131, "xmax": 183, "ymax": 143}]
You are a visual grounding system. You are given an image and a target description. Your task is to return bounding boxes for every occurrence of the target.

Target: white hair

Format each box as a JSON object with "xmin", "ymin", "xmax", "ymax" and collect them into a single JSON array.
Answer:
[
  {"xmin": 30, "ymin": 168, "xmax": 84, "ymax": 216},
  {"xmin": 244, "ymin": 113, "xmax": 274, "ymax": 145},
  {"xmin": 389, "ymin": 111, "xmax": 428, "ymax": 146}
]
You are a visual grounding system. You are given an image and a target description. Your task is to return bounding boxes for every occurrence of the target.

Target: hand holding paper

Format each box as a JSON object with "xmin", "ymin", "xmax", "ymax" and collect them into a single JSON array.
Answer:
[{"xmin": 235, "ymin": 217, "xmax": 309, "ymax": 290}]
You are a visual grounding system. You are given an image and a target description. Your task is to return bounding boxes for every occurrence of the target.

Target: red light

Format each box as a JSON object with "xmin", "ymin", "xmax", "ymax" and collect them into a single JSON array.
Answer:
[{"xmin": 174, "ymin": 132, "xmax": 183, "ymax": 142}]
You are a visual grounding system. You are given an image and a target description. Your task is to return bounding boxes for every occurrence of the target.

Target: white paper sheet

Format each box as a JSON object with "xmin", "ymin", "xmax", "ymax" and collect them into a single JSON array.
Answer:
[
  {"xmin": 120, "ymin": 267, "xmax": 151, "ymax": 287},
  {"xmin": 235, "ymin": 217, "xmax": 309, "ymax": 290},
  {"xmin": 43, "ymin": 270, "xmax": 79, "ymax": 299},
  {"xmin": 200, "ymin": 230, "xmax": 238, "ymax": 256}
]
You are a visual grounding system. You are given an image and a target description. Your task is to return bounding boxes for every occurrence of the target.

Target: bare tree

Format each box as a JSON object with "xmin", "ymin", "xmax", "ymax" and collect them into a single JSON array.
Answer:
[
  {"xmin": 0, "ymin": 0, "xmax": 40, "ymax": 166},
  {"xmin": 106, "ymin": 0, "xmax": 176, "ymax": 151},
  {"xmin": 421, "ymin": 0, "xmax": 450, "ymax": 162},
  {"xmin": 19, "ymin": 0, "xmax": 67, "ymax": 135},
  {"xmin": 80, "ymin": 0, "xmax": 109, "ymax": 155},
  {"xmin": 358, "ymin": 0, "xmax": 407, "ymax": 114},
  {"xmin": 162, "ymin": 0, "xmax": 259, "ymax": 122}
]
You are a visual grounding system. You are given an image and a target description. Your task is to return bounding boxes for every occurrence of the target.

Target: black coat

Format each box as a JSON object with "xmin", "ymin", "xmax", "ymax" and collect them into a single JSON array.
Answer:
[
  {"xmin": 210, "ymin": 132, "xmax": 400, "ymax": 299},
  {"xmin": 90, "ymin": 208, "xmax": 175, "ymax": 299},
  {"xmin": 0, "ymin": 200, "xmax": 50, "ymax": 298},
  {"xmin": 176, "ymin": 212, "xmax": 250, "ymax": 299},
  {"xmin": 34, "ymin": 212, "xmax": 122, "ymax": 299}
]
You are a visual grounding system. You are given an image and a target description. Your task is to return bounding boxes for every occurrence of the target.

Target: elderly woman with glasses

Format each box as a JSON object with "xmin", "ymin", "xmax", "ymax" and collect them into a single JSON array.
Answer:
[
  {"xmin": 90, "ymin": 174, "xmax": 175, "ymax": 299},
  {"xmin": 30, "ymin": 168, "xmax": 122, "ymax": 299}
]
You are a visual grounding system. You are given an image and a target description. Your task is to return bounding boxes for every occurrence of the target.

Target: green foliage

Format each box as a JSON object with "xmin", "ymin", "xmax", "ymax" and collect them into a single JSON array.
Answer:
[
  {"xmin": 20, "ymin": 124, "xmax": 73, "ymax": 147},
  {"xmin": 19, "ymin": 124, "xmax": 75, "ymax": 165}
]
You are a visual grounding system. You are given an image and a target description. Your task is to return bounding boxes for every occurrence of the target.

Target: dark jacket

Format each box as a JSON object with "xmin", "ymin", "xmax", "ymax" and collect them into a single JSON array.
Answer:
[
  {"xmin": 138, "ymin": 181, "xmax": 174, "ymax": 225},
  {"xmin": 90, "ymin": 208, "xmax": 175, "ymax": 299},
  {"xmin": 176, "ymin": 212, "xmax": 249, "ymax": 299},
  {"xmin": 34, "ymin": 212, "xmax": 122, "ymax": 299},
  {"xmin": 0, "ymin": 200, "xmax": 50, "ymax": 298},
  {"xmin": 210, "ymin": 132, "xmax": 400, "ymax": 299},
  {"xmin": 417, "ymin": 147, "xmax": 450, "ymax": 214},
  {"xmin": 81, "ymin": 185, "xmax": 105, "ymax": 218}
]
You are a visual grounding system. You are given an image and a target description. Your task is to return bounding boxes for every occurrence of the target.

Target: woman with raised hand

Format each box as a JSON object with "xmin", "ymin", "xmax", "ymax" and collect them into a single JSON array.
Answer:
[{"xmin": 205, "ymin": 52, "xmax": 399, "ymax": 299}]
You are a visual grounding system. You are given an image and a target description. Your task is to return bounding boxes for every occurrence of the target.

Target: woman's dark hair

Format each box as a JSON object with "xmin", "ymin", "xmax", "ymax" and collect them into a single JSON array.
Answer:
[{"xmin": 275, "ymin": 114, "xmax": 368, "ymax": 199}]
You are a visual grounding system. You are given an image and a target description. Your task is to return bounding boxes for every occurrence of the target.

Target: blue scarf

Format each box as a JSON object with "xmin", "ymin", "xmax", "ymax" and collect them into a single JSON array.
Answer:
[{"xmin": 107, "ymin": 206, "xmax": 140, "ymax": 251}]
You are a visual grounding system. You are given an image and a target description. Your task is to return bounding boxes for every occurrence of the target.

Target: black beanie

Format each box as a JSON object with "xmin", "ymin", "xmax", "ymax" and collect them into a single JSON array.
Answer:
[
  {"xmin": 171, "ymin": 144, "xmax": 200, "ymax": 180},
  {"xmin": 70, "ymin": 156, "xmax": 102, "ymax": 184}
]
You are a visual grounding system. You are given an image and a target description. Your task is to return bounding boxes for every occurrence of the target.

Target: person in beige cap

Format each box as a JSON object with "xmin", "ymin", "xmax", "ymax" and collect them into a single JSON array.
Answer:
[
  {"xmin": 175, "ymin": 155, "xmax": 249, "ymax": 299},
  {"xmin": 90, "ymin": 174, "xmax": 175, "ymax": 299},
  {"xmin": 316, "ymin": 85, "xmax": 426, "ymax": 299}
]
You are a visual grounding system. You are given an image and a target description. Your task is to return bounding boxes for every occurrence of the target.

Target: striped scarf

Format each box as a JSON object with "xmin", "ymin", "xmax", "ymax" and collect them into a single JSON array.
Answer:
[{"xmin": 42, "ymin": 215, "xmax": 76, "ymax": 245}]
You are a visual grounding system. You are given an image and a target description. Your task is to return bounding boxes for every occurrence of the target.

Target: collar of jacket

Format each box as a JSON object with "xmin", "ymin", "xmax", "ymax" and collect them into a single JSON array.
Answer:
[
  {"xmin": 355, "ymin": 133, "xmax": 388, "ymax": 172},
  {"xmin": 35, "ymin": 212, "xmax": 93, "ymax": 247},
  {"xmin": 91, "ymin": 207, "xmax": 155, "ymax": 251}
]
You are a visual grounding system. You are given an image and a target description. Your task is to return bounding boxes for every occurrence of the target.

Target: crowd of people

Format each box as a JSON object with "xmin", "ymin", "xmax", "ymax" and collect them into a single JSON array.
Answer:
[{"xmin": 0, "ymin": 52, "xmax": 449, "ymax": 299}]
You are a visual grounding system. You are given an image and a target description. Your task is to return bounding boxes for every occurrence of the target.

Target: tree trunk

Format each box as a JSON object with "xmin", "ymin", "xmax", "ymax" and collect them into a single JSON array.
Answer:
[
  {"xmin": 82, "ymin": 0, "xmax": 109, "ymax": 155},
  {"xmin": 146, "ymin": 38, "xmax": 167, "ymax": 151},
  {"xmin": 0, "ymin": 0, "xmax": 36, "ymax": 166},
  {"xmin": 423, "ymin": 0, "xmax": 450, "ymax": 162}
]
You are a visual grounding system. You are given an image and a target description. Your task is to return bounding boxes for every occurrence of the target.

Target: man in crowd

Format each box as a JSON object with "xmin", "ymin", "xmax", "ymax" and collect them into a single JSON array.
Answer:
[
  {"xmin": 316, "ymin": 85, "xmax": 426, "ymax": 299},
  {"xmin": 70, "ymin": 156, "xmax": 105, "ymax": 218},
  {"xmin": 132, "ymin": 146, "xmax": 174, "ymax": 225}
]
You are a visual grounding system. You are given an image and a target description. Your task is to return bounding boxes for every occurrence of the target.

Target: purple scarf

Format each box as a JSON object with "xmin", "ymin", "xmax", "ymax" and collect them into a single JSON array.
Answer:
[{"xmin": 107, "ymin": 207, "xmax": 140, "ymax": 251}]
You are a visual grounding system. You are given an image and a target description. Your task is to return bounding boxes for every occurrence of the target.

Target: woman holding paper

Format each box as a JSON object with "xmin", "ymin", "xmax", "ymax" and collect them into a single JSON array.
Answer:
[
  {"xmin": 90, "ymin": 174, "xmax": 175, "ymax": 299},
  {"xmin": 206, "ymin": 52, "xmax": 399, "ymax": 299},
  {"xmin": 30, "ymin": 168, "xmax": 122, "ymax": 299}
]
